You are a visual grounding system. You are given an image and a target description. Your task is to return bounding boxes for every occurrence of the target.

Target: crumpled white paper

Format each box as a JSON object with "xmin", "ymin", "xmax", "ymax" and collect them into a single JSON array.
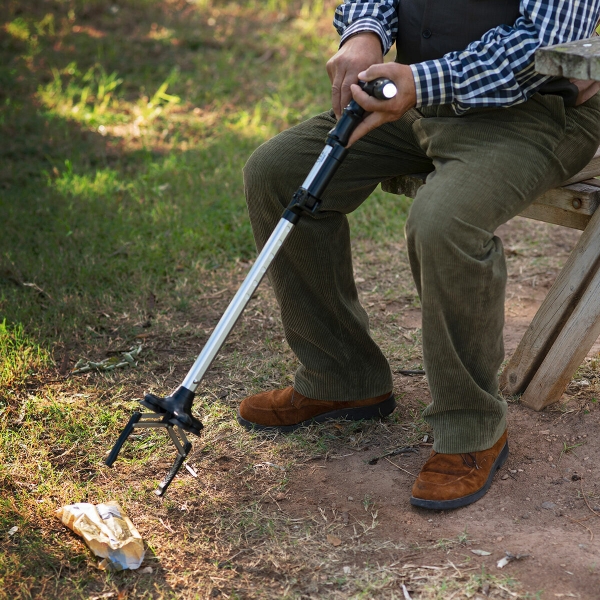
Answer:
[{"xmin": 56, "ymin": 501, "xmax": 145, "ymax": 570}]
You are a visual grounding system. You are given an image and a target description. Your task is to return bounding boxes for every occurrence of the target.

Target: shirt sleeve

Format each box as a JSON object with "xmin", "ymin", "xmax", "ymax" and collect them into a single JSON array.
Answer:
[
  {"xmin": 333, "ymin": 1, "xmax": 399, "ymax": 54},
  {"xmin": 411, "ymin": 0, "xmax": 600, "ymax": 114}
]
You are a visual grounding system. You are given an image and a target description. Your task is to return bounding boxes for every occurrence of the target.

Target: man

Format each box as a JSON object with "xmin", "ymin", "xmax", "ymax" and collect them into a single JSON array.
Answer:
[{"xmin": 238, "ymin": 1, "xmax": 600, "ymax": 510}]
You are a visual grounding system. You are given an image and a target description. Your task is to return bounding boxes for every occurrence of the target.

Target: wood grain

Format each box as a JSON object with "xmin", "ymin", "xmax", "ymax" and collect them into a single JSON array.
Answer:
[
  {"xmin": 520, "ymin": 259, "xmax": 600, "ymax": 410},
  {"xmin": 500, "ymin": 207, "xmax": 600, "ymax": 397}
]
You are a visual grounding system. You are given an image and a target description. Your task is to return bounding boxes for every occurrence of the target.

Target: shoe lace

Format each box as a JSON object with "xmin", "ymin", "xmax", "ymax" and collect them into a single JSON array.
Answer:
[{"xmin": 461, "ymin": 453, "xmax": 480, "ymax": 469}]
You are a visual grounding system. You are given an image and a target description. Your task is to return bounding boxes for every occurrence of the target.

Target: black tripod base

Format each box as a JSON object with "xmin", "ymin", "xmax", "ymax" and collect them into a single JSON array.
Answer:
[{"xmin": 105, "ymin": 388, "xmax": 203, "ymax": 495}]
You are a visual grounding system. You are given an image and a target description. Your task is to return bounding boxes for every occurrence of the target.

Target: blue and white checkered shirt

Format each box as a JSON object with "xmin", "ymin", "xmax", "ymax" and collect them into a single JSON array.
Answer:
[{"xmin": 334, "ymin": 1, "xmax": 600, "ymax": 113}]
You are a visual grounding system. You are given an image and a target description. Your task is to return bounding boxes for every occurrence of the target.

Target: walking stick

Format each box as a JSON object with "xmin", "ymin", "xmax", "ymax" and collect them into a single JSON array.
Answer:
[{"xmin": 105, "ymin": 78, "xmax": 398, "ymax": 495}]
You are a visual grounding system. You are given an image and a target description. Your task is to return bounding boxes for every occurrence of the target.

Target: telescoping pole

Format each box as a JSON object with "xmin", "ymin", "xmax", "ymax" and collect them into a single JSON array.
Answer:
[
  {"xmin": 135, "ymin": 78, "xmax": 398, "ymax": 434},
  {"xmin": 105, "ymin": 78, "xmax": 397, "ymax": 492},
  {"xmin": 178, "ymin": 78, "xmax": 397, "ymax": 396}
]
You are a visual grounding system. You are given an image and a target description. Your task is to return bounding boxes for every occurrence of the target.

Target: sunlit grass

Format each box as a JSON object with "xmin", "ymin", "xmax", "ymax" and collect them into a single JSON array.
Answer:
[
  {"xmin": 0, "ymin": 0, "xmax": 409, "ymax": 353},
  {"xmin": 0, "ymin": 320, "xmax": 51, "ymax": 392}
]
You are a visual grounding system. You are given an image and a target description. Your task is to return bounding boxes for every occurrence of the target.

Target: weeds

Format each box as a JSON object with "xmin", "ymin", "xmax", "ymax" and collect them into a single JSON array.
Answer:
[
  {"xmin": 40, "ymin": 62, "xmax": 125, "ymax": 125},
  {"xmin": 559, "ymin": 440, "xmax": 585, "ymax": 462}
]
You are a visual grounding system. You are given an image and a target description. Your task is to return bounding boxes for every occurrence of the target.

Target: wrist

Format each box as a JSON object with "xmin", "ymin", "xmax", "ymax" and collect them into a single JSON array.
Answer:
[
  {"xmin": 341, "ymin": 31, "xmax": 384, "ymax": 54},
  {"xmin": 398, "ymin": 63, "xmax": 417, "ymax": 108}
]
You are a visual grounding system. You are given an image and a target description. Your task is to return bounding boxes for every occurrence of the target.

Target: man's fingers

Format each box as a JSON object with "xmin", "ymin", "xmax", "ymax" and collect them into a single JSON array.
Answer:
[
  {"xmin": 347, "ymin": 112, "xmax": 388, "ymax": 147},
  {"xmin": 357, "ymin": 63, "xmax": 396, "ymax": 83},
  {"xmin": 331, "ymin": 74, "xmax": 344, "ymax": 119},
  {"xmin": 340, "ymin": 80, "xmax": 355, "ymax": 114},
  {"xmin": 334, "ymin": 73, "xmax": 363, "ymax": 119},
  {"xmin": 350, "ymin": 83, "xmax": 386, "ymax": 112}
]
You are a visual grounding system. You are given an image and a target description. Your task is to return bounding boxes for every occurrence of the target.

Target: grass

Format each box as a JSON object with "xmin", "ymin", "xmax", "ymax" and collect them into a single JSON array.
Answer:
[
  {"xmin": 0, "ymin": 1, "xmax": 540, "ymax": 598},
  {"xmin": 0, "ymin": 0, "xmax": 409, "ymax": 358},
  {"xmin": 0, "ymin": 320, "xmax": 51, "ymax": 392}
]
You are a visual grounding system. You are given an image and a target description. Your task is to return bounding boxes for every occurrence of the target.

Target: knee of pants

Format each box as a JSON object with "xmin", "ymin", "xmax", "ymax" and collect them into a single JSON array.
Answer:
[
  {"xmin": 405, "ymin": 193, "xmax": 497, "ymax": 263},
  {"xmin": 243, "ymin": 138, "xmax": 291, "ymax": 213}
]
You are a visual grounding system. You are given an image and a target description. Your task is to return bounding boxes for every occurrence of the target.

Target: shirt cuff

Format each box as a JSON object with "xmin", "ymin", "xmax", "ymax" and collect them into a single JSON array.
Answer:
[
  {"xmin": 410, "ymin": 58, "xmax": 454, "ymax": 107},
  {"xmin": 339, "ymin": 18, "xmax": 390, "ymax": 54}
]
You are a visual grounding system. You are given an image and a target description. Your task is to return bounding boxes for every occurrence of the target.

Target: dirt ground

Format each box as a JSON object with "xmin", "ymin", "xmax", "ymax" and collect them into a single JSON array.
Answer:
[
  {"xmin": 36, "ymin": 215, "xmax": 600, "ymax": 599},
  {"xmin": 219, "ymin": 216, "xmax": 600, "ymax": 599}
]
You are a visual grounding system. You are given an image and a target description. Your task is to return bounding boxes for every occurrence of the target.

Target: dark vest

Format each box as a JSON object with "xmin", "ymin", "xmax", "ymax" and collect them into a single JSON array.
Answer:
[
  {"xmin": 396, "ymin": 0, "xmax": 578, "ymax": 105},
  {"xmin": 396, "ymin": 0, "xmax": 521, "ymax": 64}
]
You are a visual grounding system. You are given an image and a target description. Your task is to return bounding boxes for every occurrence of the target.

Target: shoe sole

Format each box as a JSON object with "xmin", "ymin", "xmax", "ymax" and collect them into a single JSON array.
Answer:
[
  {"xmin": 237, "ymin": 394, "xmax": 396, "ymax": 433},
  {"xmin": 410, "ymin": 440, "xmax": 509, "ymax": 510}
]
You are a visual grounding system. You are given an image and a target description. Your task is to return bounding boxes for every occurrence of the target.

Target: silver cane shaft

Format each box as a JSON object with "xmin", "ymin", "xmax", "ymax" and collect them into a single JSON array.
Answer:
[
  {"xmin": 180, "ymin": 78, "xmax": 398, "ymax": 394},
  {"xmin": 181, "ymin": 217, "xmax": 294, "ymax": 391}
]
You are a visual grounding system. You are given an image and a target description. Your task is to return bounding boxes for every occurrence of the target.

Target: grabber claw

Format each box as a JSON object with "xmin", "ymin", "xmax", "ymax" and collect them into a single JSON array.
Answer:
[
  {"xmin": 141, "ymin": 386, "xmax": 203, "ymax": 437},
  {"xmin": 105, "ymin": 390, "xmax": 202, "ymax": 495}
]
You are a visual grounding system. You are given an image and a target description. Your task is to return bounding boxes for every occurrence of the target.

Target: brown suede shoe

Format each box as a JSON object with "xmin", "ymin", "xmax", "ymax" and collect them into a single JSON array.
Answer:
[
  {"xmin": 237, "ymin": 387, "xmax": 396, "ymax": 432},
  {"xmin": 410, "ymin": 431, "xmax": 508, "ymax": 510}
]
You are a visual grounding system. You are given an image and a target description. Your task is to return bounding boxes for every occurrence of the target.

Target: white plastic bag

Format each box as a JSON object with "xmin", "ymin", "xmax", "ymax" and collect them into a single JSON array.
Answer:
[{"xmin": 56, "ymin": 501, "xmax": 145, "ymax": 570}]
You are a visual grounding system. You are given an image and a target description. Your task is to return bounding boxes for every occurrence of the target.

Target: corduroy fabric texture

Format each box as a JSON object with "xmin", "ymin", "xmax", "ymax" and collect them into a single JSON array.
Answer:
[{"xmin": 243, "ymin": 93, "xmax": 600, "ymax": 453}]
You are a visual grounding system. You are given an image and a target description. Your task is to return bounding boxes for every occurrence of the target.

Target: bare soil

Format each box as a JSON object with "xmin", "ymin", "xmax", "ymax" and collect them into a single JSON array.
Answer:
[
  {"xmin": 223, "ymin": 216, "xmax": 600, "ymax": 598},
  {"xmin": 38, "ymin": 215, "xmax": 600, "ymax": 599},
  {"xmin": 276, "ymin": 216, "xmax": 600, "ymax": 599}
]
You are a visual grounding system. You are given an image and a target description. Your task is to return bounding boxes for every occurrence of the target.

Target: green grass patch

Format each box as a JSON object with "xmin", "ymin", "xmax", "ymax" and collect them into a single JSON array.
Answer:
[
  {"xmin": 0, "ymin": 1, "xmax": 423, "ymax": 597},
  {"xmin": 0, "ymin": 0, "xmax": 410, "ymax": 356},
  {"xmin": 0, "ymin": 320, "xmax": 51, "ymax": 392}
]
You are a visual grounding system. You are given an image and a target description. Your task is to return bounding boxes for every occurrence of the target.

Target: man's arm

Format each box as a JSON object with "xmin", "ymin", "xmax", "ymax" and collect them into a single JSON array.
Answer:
[
  {"xmin": 411, "ymin": 0, "xmax": 600, "ymax": 113},
  {"xmin": 327, "ymin": 1, "xmax": 398, "ymax": 118},
  {"xmin": 333, "ymin": 0, "xmax": 398, "ymax": 54},
  {"xmin": 346, "ymin": 0, "xmax": 600, "ymax": 144}
]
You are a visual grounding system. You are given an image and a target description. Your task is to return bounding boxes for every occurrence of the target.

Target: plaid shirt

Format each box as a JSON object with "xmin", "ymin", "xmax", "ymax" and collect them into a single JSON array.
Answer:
[{"xmin": 334, "ymin": 0, "xmax": 600, "ymax": 113}]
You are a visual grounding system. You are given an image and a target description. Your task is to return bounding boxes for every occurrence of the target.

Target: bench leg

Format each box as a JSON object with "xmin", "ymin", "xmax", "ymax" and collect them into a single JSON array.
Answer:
[
  {"xmin": 520, "ymin": 260, "xmax": 600, "ymax": 410},
  {"xmin": 500, "ymin": 207, "xmax": 600, "ymax": 401}
]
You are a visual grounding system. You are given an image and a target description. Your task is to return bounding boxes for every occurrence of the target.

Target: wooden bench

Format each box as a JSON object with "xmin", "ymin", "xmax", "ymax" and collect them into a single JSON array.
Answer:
[{"xmin": 381, "ymin": 37, "xmax": 600, "ymax": 411}]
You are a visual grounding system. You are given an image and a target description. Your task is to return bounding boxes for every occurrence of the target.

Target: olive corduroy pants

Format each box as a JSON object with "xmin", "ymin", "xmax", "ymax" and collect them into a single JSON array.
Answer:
[{"xmin": 243, "ymin": 93, "xmax": 600, "ymax": 453}]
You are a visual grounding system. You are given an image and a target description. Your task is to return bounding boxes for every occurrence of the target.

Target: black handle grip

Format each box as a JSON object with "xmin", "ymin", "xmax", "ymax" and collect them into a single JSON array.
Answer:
[
  {"xmin": 282, "ymin": 75, "xmax": 399, "ymax": 223},
  {"xmin": 326, "ymin": 77, "xmax": 397, "ymax": 147}
]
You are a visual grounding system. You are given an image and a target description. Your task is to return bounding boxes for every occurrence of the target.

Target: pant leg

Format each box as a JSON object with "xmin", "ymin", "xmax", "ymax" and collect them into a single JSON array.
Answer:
[
  {"xmin": 406, "ymin": 93, "xmax": 600, "ymax": 454},
  {"xmin": 244, "ymin": 109, "xmax": 432, "ymax": 400}
]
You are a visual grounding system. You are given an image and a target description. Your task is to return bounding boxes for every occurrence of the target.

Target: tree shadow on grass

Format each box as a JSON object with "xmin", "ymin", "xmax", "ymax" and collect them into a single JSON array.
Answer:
[
  {"xmin": 0, "ymin": 506, "xmax": 176, "ymax": 598},
  {"xmin": 1, "ymin": 0, "xmax": 319, "ymax": 348},
  {"xmin": 0, "ymin": 1, "xmax": 335, "ymax": 596}
]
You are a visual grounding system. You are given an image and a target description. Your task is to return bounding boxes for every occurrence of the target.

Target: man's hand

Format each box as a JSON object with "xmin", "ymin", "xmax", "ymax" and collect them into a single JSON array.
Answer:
[
  {"xmin": 570, "ymin": 78, "xmax": 600, "ymax": 105},
  {"xmin": 326, "ymin": 33, "xmax": 383, "ymax": 119},
  {"xmin": 347, "ymin": 62, "xmax": 417, "ymax": 146}
]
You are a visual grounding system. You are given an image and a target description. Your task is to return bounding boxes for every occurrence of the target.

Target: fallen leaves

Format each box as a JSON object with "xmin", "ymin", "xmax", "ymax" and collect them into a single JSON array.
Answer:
[
  {"xmin": 72, "ymin": 345, "xmax": 142, "ymax": 374},
  {"xmin": 470, "ymin": 549, "xmax": 491, "ymax": 556}
]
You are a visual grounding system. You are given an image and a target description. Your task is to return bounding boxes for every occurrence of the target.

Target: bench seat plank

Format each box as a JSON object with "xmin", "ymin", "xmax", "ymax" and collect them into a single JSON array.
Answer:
[
  {"xmin": 381, "ymin": 173, "xmax": 600, "ymax": 230},
  {"xmin": 535, "ymin": 36, "xmax": 600, "ymax": 80}
]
